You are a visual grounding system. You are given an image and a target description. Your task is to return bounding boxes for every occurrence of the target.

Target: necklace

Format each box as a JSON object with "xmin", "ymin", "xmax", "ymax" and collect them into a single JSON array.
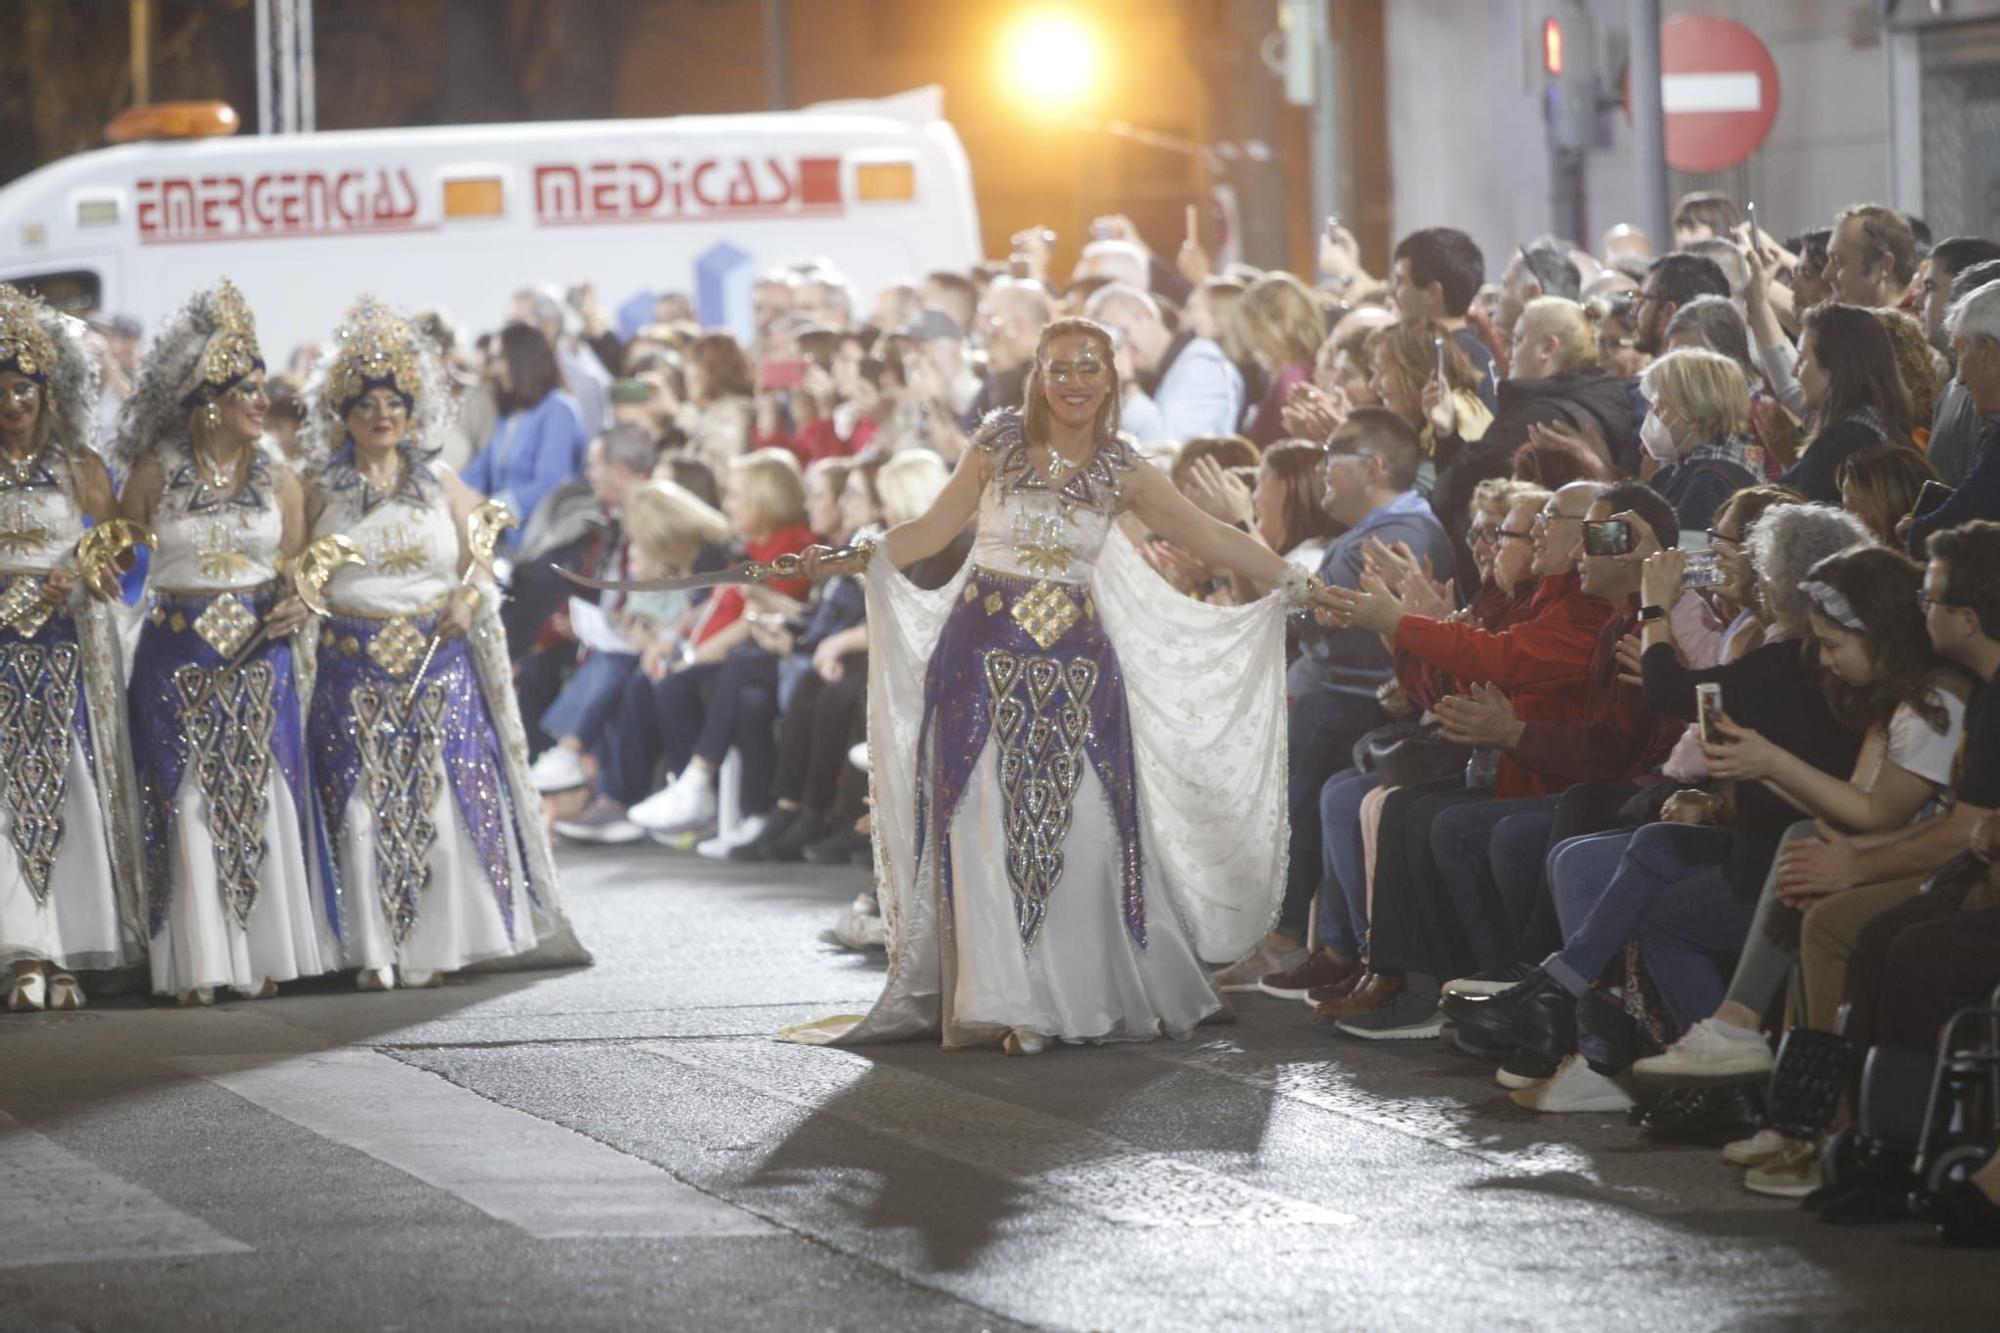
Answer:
[
  {"xmin": 1044, "ymin": 443, "xmax": 1086, "ymax": 483},
  {"xmin": 2, "ymin": 443, "xmax": 41, "ymax": 487},
  {"xmin": 195, "ymin": 443, "xmax": 241, "ymax": 492},
  {"xmin": 359, "ymin": 458, "xmax": 405, "ymax": 504}
]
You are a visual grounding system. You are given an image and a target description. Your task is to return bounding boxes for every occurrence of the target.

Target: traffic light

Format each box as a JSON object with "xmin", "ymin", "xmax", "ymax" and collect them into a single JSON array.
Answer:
[
  {"xmin": 1541, "ymin": 2, "xmax": 1594, "ymax": 151},
  {"xmin": 1543, "ymin": 17, "xmax": 1564, "ymax": 78}
]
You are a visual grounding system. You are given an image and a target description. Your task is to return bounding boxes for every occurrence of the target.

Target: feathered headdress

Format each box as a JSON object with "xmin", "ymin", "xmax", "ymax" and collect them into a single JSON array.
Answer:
[
  {"xmin": 304, "ymin": 295, "xmax": 453, "ymax": 461},
  {"xmin": 0, "ymin": 283, "xmax": 102, "ymax": 458},
  {"xmin": 112, "ymin": 278, "xmax": 264, "ymax": 473}
]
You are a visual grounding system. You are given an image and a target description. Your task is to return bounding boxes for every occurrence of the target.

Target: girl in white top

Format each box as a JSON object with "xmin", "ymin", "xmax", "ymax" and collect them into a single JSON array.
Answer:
[
  {"xmin": 303, "ymin": 298, "xmax": 585, "ymax": 991},
  {"xmin": 0, "ymin": 284, "xmax": 145, "ymax": 1014},
  {"xmin": 116, "ymin": 279, "xmax": 332, "ymax": 1005}
]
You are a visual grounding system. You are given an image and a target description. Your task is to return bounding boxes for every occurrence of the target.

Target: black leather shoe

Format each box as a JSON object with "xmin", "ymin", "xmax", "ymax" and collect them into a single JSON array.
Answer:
[
  {"xmin": 727, "ymin": 806, "xmax": 797, "ymax": 862},
  {"xmin": 760, "ymin": 810, "xmax": 831, "ymax": 864},
  {"xmin": 803, "ymin": 827, "xmax": 868, "ymax": 866},
  {"xmin": 1933, "ymin": 1181, "xmax": 2000, "ymax": 1246},
  {"xmin": 1451, "ymin": 969, "xmax": 1574, "ymax": 1053}
]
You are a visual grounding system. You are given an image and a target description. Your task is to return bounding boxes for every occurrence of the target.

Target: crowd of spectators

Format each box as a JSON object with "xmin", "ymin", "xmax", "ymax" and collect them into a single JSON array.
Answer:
[{"xmin": 83, "ymin": 187, "xmax": 1999, "ymax": 1246}]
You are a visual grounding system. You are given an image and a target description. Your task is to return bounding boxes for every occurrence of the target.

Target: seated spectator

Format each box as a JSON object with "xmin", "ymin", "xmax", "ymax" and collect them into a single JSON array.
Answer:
[
  {"xmin": 664, "ymin": 332, "xmax": 756, "ymax": 474},
  {"xmin": 1838, "ymin": 442, "xmax": 1942, "ymax": 543},
  {"xmin": 1281, "ymin": 307, "xmax": 1398, "ymax": 444},
  {"xmin": 1782, "ymin": 302, "xmax": 1917, "ymax": 503},
  {"xmin": 1367, "ymin": 318, "xmax": 1491, "ymax": 497},
  {"xmin": 1512, "ymin": 423, "xmax": 1613, "ymax": 490},
  {"xmin": 1237, "ymin": 273, "xmax": 1327, "ymax": 446},
  {"xmin": 1390, "ymin": 226, "xmax": 1498, "ymax": 409},
  {"xmin": 555, "ymin": 448, "xmax": 815, "ymax": 844},
  {"xmin": 464, "ymin": 322, "xmax": 588, "ymax": 530},
  {"xmin": 1636, "ymin": 347, "xmax": 1762, "ymax": 534},
  {"xmin": 1910, "ymin": 278, "xmax": 2000, "ymax": 548},
  {"xmin": 1087, "ymin": 283, "xmax": 1244, "ymax": 443},
  {"xmin": 761, "ymin": 332, "xmax": 883, "ymax": 467},
  {"xmin": 1213, "ymin": 408, "xmax": 1454, "ymax": 991},
  {"xmin": 1922, "ymin": 248, "xmax": 2000, "ymax": 483},
  {"xmin": 529, "ymin": 479, "xmax": 732, "ymax": 797},
  {"xmin": 1175, "ymin": 439, "xmax": 1344, "ymax": 608},
  {"xmin": 1432, "ymin": 296, "xmax": 1630, "ymax": 590}
]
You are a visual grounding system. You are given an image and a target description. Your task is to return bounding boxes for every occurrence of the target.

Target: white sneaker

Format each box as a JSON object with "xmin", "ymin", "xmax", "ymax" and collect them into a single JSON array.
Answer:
[
  {"xmin": 530, "ymin": 745, "xmax": 588, "ymax": 793},
  {"xmin": 1509, "ymin": 1054, "xmax": 1636, "ymax": 1113},
  {"xmin": 847, "ymin": 741, "xmax": 869, "ymax": 773},
  {"xmin": 630, "ymin": 767, "xmax": 717, "ymax": 832},
  {"xmin": 828, "ymin": 908, "xmax": 887, "ymax": 951},
  {"xmin": 697, "ymin": 815, "xmax": 768, "ymax": 859},
  {"xmin": 1721, "ymin": 1127, "xmax": 1795, "ymax": 1168},
  {"xmin": 1631, "ymin": 1017, "xmax": 1774, "ymax": 1085}
]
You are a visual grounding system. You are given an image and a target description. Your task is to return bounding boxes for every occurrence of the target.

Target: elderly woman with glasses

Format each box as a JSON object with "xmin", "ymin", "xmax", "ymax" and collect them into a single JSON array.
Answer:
[
  {"xmin": 786, "ymin": 317, "xmax": 1341, "ymax": 1055},
  {"xmin": 116, "ymin": 280, "xmax": 328, "ymax": 1007}
]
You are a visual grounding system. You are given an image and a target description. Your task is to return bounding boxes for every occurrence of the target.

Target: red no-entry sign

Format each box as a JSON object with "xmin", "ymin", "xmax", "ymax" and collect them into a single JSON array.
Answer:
[{"xmin": 1625, "ymin": 14, "xmax": 1782, "ymax": 174}]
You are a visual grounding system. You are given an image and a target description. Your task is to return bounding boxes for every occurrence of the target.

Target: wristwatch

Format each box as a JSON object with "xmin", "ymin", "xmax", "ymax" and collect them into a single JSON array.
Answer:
[{"xmin": 1637, "ymin": 604, "xmax": 1668, "ymax": 624}]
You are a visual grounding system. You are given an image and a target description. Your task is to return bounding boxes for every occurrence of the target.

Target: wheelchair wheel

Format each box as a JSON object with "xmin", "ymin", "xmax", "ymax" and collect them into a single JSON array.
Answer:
[
  {"xmin": 1822, "ymin": 1127, "xmax": 1869, "ymax": 1190},
  {"xmin": 1924, "ymin": 1143, "xmax": 1993, "ymax": 1199}
]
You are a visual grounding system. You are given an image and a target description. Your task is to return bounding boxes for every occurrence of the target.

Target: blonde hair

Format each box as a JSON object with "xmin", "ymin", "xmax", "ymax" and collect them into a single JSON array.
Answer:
[
  {"xmin": 1198, "ymin": 278, "xmax": 1251, "ymax": 365},
  {"xmin": 622, "ymin": 479, "xmax": 731, "ymax": 571},
  {"xmin": 1872, "ymin": 306, "xmax": 1947, "ymax": 425},
  {"xmin": 726, "ymin": 446, "xmax": 808, "ymax": 536},
  {"xmin": 1469, "ymin": 476, "xmax": 1551, "ymax": 524},
  {"xmin": 1368, "ymin": 318, "xmax": 1481, "ymax": 404},
  {"xmin": 874, "ymin": 450, "xmax": 950, "ymax": 525},
  {"xmin": 1518, "ymin": 296, "xmax": 1595, "ymax": 372},
  {"xmin": 1641, "ymin": 346, "xmax": 1750, "ymax": 443},
  {"xmin": 1236, "ymin": 272, "xmax": 1324, "ymax": 370}
]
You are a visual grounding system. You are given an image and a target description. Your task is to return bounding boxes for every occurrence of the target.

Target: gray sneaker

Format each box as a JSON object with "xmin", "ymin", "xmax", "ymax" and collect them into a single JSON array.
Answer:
[
  {"xmin": 554, "ymin": 794, "xmax": 643, "ymax": 844},
  {"xmin": 1334, "ymin": 990, "xmax": 1443, "ymax": 1041}
]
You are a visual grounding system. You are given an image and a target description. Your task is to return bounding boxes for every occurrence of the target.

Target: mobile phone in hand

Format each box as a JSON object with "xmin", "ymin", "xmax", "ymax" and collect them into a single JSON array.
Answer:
[
  {"xmin": 1583, "ymin": 518, "xmax": 1635, "ymax": 557},
  {"xmin": 1681, "ymin": 549, "xmax": 1725, "ymax": 588},
  {"xmin": 1696, "ymin": 682, "xmax": 1726, "ymax": 745},
  {"xmin": 1915, "ymin": 478, "xmax": 1956, "ymax": 515},
  {"xmin": 1433, "ymin": 336, "xmax": 1448, "ymax": 383}
]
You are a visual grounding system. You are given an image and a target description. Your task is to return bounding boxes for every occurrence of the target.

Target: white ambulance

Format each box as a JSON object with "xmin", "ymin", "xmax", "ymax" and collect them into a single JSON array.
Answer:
[{"xmin": 0, "ymin": 87, "xmax": 980, "ymax": 360}]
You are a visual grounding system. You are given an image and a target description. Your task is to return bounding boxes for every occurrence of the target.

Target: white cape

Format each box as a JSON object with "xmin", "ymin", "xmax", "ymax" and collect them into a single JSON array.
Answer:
[{"xmin": 783, "ymin": 527, "xmax": 1289, "ymax": 1045}]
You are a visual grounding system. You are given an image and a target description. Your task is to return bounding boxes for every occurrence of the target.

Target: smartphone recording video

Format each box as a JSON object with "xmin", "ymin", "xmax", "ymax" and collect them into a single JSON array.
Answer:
[
  {"xmin": 1681, "ymin": 550, "xmax": 1725, "ymax": 589},
  {"xmin": 1696, "ymin": 683, "xmax": 1726, "ymax": 746},
  {"xmin": 1582, "ymin": 519, "xmax": 1635, "ymax": 557}
]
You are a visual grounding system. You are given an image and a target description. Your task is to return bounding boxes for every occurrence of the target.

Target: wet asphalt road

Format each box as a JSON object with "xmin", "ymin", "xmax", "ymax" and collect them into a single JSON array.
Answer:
[{"xmin": 4, "ymin": 843, "xmax": 1997, "ymax": 1332}]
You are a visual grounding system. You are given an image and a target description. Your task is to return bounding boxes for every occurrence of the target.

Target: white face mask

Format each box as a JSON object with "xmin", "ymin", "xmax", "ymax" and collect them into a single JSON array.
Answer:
[{"xmin": 1640, "ymin": 410, "xmax": 1680, "ymax": 462}]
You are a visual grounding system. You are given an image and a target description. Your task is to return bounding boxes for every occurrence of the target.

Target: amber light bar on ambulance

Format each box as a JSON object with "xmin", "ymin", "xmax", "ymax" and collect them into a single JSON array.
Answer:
[
  {"xmin": 106, "ymin": 101, "xmax": 241, "ymax": 144},
  {"xmin": 854, "ymin": 162, "xmax": 916, "ymax": 202},
  {"xmin": 443, "ymin": 177, "xmax": 506, "ymax": 219}
]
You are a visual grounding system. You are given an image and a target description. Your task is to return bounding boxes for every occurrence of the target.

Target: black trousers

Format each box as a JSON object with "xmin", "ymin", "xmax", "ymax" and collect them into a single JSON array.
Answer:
[
  {"xmin": 1366, "ymin": 776, "xmax": 1478, "ymax": 984},
  {"xmin": 1846, "ymin": 866, "xmax": 2000, "ymax": 1053}
]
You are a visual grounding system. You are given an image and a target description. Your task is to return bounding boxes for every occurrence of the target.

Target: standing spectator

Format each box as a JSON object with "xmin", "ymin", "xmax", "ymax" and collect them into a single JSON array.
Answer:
[
  {"xmin": 413, "ymin": 308, "xmax": 491, "ymax": 472},
  {"xmin": 1391, "ymin": 227, "xmax": 1498, "ymax": 409},
  {"xmin": 1631, "ymin": 253, "xmax": 1732, "ymax": 357},
  {"xmin": 1496, "ymin": 241, "xmax": 1584, "ymax": 339},
  {"xmin": 1875, "ymin": 307, "xmax": 1948, "ymax": 429},
  {"xmin": 969, "ymin": 279, "xmax": 1054, "ymax": 421},
  {"xmin": 1589, "ymin": 294, "xmax": 1651, "ymax": 379},
  {"xmin": 918, "ymin": 271, "xmax": 975, "ymax": 334},
  {"xmin": 511, "ymin": 285, "xmax": 610, "ymax": 436},
  {"xmin": 464, "ymin": 322, "xmax": 588, "ymax": 530},
  {"xmin": 1838, "ymin": 442, "xmax": 1942, "ymax": 543},
  {"xmin": 665, "ymin": 333, "xmax": 756, "ymax": 475},
  {"xmin": 1236, "ymin": 273, "xmax": 1325, "ymax": 446},
  {"xmin": 1086, "ymin": 283, "xmax": 1244, "ymax": 443},
  {"xmin": 1673, "ymin": 191, "xmax": 1743, "ymax": 245},
  {"xmin": 1367, "ymin": 318, "xmax": 1492, "ymax": 498},
  {"xmin": 1825, "ymin": 204, "xmax": 1919, "ymax": 310},
  {"xmin": 1782, "ymin": 302, "xmax": 1916, "ymax": 503},
  {"xmin": 868, "ymin": 281, "xmax": 921, "ymax": 340},
  {"xmin": 797, "ymin": 269, "xmax": 856, "ymax": 331},
  {"xmin": 1920, "ymin": 245, "xmax": 2000, "ymax": 483},
  {"xmin": 896, "ymin": 307, "xmax": 981, "ymax": 425}
]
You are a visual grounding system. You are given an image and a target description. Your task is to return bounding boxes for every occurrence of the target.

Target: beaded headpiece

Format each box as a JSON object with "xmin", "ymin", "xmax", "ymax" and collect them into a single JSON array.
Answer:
[
  {"xmin": 0, "ymin": 285, "xmax": 58, "ymax": 384},
  {"xmin": 322, "ymin": 296, "xmax": 421, "ymax": 416},
  {"xmin": 176, "ymin": 278, "xmax": 263, "ymax": 407}
]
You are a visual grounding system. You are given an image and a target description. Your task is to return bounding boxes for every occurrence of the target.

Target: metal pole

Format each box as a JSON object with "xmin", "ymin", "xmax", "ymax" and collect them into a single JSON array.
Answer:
[
  {"xmin": 275, "ymin": 0, "xmax": 295, "ymax": 133},
  {"xmin": 762, "ymin": 0, "xmax": 790, "ymax": 110},
  {"xmin": 130, "ymin": 0, "xmax": 152, "ymax": 105},
  {"xmin": 1310, "ymin": 0, "xmax": 1341, "ymax": 233},
  {"xmin": 1630, "ymin": 0, "xmax": 1670, "ymax": 248},
  {"xmin": 255, "ymin": 0, "xmax": 272, "ymax": 135},
  {"xmin": 298, "ymin": 0, "xmax": 315, "ymax": 132}
]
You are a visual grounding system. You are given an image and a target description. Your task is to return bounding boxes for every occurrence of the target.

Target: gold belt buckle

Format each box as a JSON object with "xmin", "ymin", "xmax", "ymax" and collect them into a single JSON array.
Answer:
[
  {"xmin": 366, "ymin": 615, "xmax": 428, "ymax": 677},
  {"xmin": 1009, "ymin": 579, "xmax": 1080, "ymax": 651},
  {"xmin": 192, "ymin": 595, "xmax": 258, "ymax": 659},
  {"xmin": 0, "ymin": 579, "xmax": 54, "ymax": 638}
]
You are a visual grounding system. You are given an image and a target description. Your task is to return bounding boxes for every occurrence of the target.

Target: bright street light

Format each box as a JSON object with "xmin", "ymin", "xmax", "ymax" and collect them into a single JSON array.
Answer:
[{"xmin": 999, "ymin": 9, "xmax": 1101, "ymax": 115}]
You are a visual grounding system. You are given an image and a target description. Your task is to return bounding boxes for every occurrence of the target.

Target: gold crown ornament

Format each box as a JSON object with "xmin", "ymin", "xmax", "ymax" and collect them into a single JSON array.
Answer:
[
  {"xmin": 323, "ymin": 296, "xmax": 421, "ymax": 415},
  {"xmin": 180, "ymin": 278, "xmax": 263, "ymax": 405},
  {"xmin": 0, "ymin": 285, "xmax": 58, "ymax": 384}
]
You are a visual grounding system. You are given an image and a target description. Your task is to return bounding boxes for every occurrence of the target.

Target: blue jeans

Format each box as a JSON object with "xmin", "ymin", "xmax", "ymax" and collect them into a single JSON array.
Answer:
[
  {"xmin": 1317, "ymin": 767, "xmax": 1383, "ymax": 956},
  {"xmin": 1426, "ymin": 795, "xmax": 1561, "ymax": 973},
  {"xmin": 1634, "ymin": 863, "xmax": 1756, "ymax": 1031},
  {"xmin": 1544, "ymin": 822, "xmax": 1732, "ymax": 998},
  {"xmin": 538, "ymin": 650, "xmax": 638, "ymax": 748},
  {"xmin": 1281, "ymin": 688, "xmax": 1387, "ymax": 937}
]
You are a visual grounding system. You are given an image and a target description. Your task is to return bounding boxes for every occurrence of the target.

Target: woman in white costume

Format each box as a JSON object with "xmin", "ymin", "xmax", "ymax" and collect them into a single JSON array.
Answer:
[
  {"xmin": 303, "ymin": 297, "xmax": 585, "ymax": 989},
  {"xmin": 118, "ymin": 279, "xmax": 336, "ymax": 1005},
  {"xmin": 0, "ymin": 284, "xmax": 146, "ymax": 1013},
  {"xmin": 790, "ymin": 318, "xmax": 1336, "ymax": 1053}
]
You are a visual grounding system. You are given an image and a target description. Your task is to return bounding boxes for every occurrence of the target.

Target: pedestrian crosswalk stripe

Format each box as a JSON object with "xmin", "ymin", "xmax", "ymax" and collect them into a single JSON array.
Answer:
[
  {"xmin": 177, "ymin": 1051, "xmax": 776, "ymax": 1240},
  {"xmin": 0, "ymin": 1111, "xmax": 254, "ymax": 1270}
]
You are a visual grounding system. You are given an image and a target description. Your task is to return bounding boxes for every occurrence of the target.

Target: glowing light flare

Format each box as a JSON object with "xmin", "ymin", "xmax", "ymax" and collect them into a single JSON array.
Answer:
[
  {"xmin": 1542, "ymin": 17, "xmax": 1565, "ymax": 77},
  {"xmin": 999, "ymin": 9, "xmax": 1102, "ymax": 114}
]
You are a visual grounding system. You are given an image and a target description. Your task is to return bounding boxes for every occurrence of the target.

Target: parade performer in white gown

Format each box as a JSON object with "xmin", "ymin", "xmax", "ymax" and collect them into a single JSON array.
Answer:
[
  {"xmin": 118, "ymin": 279, "xmax": 338, "ymax": 1005},
  {"xmin": 302, "ymin": 297, "xmax": 586, "ymax": 990},
  {"xmin": 0, "ymin": 284, "xmax": 147, "ymax": 1013},
  {"xmin": 787, "ymin": 318, "xmax": 1337, "ymax": 1053}
]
